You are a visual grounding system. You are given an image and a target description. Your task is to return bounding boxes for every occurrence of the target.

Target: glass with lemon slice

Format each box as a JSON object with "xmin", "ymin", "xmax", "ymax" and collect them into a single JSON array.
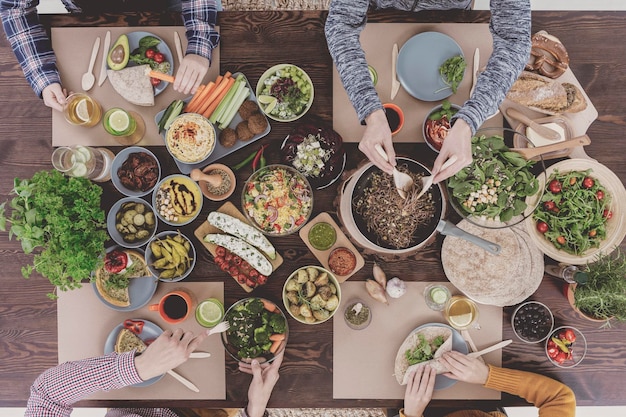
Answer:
[
  {"xmin": 103, "ymin": 107, "xmax": 145, "ymax": 145},
  {"xmin": 51, "ymin": 145, "xmax": 114, "ymax": 182},
  {"xmin": 63, "ymin": 93, "xmax": 102, "ymax": 127},
  {"xmin": 444, "ymin": 295, "xmax": 480, "ymax": 330},
  {"xmin": 195, "ymin": 298, "xmax": 225, "ymax": 328}
]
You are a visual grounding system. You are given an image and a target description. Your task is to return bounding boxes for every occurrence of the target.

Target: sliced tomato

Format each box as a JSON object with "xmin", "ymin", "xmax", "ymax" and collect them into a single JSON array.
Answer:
[
  {"xmin": 104, "ymin": 250, "xmax": 128, "ymax": 274},
  {"xmin": 563, "ymin": 329, "xmax": 576, "ymax": 343}
]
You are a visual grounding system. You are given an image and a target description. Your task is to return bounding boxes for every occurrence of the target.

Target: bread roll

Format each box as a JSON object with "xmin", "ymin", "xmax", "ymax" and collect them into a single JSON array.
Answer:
[{"xmin": 507, "ymin": 71, "xmax": 587, "ymax": 115}]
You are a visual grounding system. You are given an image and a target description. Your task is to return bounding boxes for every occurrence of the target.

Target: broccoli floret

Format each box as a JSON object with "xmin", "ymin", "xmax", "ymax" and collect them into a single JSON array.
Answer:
[
  {"xmin": 269, "ymin": 313, "xmax": 287, "ymax": 334},
  {"xmin": 254, "ymin": 325, "xmax": 270, "ymax": 344},
  {"xmin": 246, "ymin": 298, "xmax": 264, "ymax": 314}
]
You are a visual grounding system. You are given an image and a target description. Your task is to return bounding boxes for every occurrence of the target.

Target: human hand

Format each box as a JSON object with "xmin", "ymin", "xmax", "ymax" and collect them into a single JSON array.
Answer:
[
  {"xmin": 439, "ymin": 351, "xmax": 489, "ymax": 385},
  {"xmin": 403, "ymin": 365, "xmax": 436, "ymax": 417},
  {"xmin": 42, "ymin": 83, "xmax": 67, "ymax": 112},
  {"xmin": 174, "ymin": 54, "xmax": 210, "ymax": 95},
  {"xmin": 239, "ymin": 351, "xmax": 284, "ymax": 417},
  {"xmin": 133, "ymin": 328, "xmax": 207, "ymax": 381},
  {"xmin": 359, "ymin": 109, "xmax": 396, "ymax": 175},
  {"xmin": 431, "ymin": 119, "xmax": 472, "ymax": 184}
]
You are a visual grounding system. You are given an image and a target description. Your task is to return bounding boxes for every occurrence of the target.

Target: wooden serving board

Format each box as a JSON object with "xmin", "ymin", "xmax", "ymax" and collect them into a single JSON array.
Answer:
[
  {"xmin": 193, "ymin": 201, "xmax": 283, "ymax": 292},
  {"xmin": 298, "ymin": 212, "xmax": 364, "ymax": 282}
]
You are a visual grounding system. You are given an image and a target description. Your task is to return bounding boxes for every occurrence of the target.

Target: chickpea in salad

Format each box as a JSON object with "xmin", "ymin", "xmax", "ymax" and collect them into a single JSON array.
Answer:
[
  {"xmin": 243, "ymin": 166, "xmax": 312, "ymax": 235},
  {"xmin": 259, "ymin": 65, "xmax": 313, "ymax": 120}
]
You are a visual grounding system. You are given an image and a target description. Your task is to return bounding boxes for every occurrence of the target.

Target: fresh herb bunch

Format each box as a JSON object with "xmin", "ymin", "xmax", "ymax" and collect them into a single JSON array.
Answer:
[
  {"xmin": 405, "ymin": 334, "xmax": 444, "ymax": 365},
  {"xmin": 0, "ymin": 170, "xmax": 107, "ymax": 298},
  {"xmin": 575, "ymin": 250, "xmax": 626, "ymax": 323},
  {"xmin": 437, "ymin": 55, "xmax": 466, "ymax": 94}
]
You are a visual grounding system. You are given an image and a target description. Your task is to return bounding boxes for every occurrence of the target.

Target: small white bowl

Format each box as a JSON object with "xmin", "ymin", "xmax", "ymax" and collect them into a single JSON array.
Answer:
[{"xmin": 255, "ymin": 64, "xmax": 314, "ymax": 122}]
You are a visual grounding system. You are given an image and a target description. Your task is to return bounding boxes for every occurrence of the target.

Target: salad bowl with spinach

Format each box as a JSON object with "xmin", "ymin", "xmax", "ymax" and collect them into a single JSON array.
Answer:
[
  {"xmin": 221, "ymin": 297, "xmax": 288, "ymax": 363},
  {"xmin": 446, "ymin": 128, "xmax": 546, "ymax": 228}
]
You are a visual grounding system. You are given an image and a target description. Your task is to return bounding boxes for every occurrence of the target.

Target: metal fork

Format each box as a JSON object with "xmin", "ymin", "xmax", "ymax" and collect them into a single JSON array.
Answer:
[{"xmin": 207, "ymin": 321, "xmax": 230, "ymax": 336}]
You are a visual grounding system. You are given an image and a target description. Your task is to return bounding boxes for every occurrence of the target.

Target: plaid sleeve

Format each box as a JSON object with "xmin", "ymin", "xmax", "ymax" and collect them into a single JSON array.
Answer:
[
  {"xmin": 0, "ymin": 0, "xmax": 61, "ymax": 97},
  {"xmin": 25, "ymin": 352, "xmax": 144, "ymax": 417},
  {"xmin": 181, "ymin": 0, "xmax": 220, "ymax": 64}
]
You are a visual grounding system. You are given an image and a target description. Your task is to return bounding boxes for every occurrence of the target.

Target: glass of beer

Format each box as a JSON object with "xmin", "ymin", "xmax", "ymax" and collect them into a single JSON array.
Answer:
[
  {"xmin": 444, "ymin": 296, "xmax": 480, "ymax": 330},
  {"xmin": 103, "ymin": 108, "xmax": 145, "ymax": 145},
  {"xmin": 63, "ymin": 93, "xmax": 102, "ymax": 127}
]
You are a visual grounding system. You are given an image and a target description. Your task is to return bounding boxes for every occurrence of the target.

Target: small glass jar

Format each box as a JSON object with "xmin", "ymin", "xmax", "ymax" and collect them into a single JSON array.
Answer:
[
  {"xmin": 423, "ymin": 284, "xmax": 451, "ymax": 311},
  {"xmin": 344, "ymin": 299, "xmax": 372, "ymax": 330}
]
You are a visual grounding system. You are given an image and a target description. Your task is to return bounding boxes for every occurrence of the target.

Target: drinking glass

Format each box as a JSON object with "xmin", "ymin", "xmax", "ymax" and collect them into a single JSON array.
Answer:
[
  {"xmin": 51, "ymin": 145, "xmax": 114, "ymax": 182},
  {"xmin": 62, "ymin": 93, "xmax": 102, "ymax": 127},
  {"xmin": 443, "ymin": 295, "xmax": 480, "ymax": 330},
  {"xmin": 424, "ymin": 284, "xmax": 451, "ymax": 311},
  {"xmin": 103, "ymin": 108, "xmax": 146, "ymax": 145}
]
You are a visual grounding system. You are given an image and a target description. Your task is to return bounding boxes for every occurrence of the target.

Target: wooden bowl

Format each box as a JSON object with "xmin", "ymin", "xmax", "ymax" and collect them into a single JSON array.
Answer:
[{"xmin": 197, "ymin": 163, "xmax": 236, "ymax": 201}]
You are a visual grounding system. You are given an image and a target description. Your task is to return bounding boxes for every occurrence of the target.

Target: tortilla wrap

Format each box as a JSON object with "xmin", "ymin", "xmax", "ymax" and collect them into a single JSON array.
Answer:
[{"xmin": 394, "ymin": 326, "xmax": 453, "ymax": 385}]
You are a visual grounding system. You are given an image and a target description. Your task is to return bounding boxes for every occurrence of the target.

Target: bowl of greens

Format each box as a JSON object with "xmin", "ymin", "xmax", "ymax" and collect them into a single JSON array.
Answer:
[
  {"xmin": 446, "ymin": 127, "xmax": 546, "ymax": 229},
  {"xmin": 255, "ymin": 64, "xmax": 314, "ymax": 122},
  {"xmin": 221, "ymin": 297, "xmax": 288, "ymax": 364}
]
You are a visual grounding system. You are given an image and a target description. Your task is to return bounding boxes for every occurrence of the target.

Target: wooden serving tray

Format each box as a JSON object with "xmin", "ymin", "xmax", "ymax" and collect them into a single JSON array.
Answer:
[
  {"xmin": 298, "ymin": 212, "xmax": 365, "ymax": 282},
  {"xmin": 193, "ymin": 201, "xmax": 283, "ymax": 292}
]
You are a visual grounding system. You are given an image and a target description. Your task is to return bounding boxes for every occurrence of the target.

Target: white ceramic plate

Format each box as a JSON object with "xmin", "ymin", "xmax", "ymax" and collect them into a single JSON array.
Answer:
[{"xmin": 397, "ymin": 32, "xmax": 464, "ymax": 101}]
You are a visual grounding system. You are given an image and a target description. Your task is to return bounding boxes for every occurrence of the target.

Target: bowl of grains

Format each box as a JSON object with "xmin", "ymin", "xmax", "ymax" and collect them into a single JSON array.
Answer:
[{"xmin": 193, "ymin": 163, "xmax": 236, "ymax": 201}]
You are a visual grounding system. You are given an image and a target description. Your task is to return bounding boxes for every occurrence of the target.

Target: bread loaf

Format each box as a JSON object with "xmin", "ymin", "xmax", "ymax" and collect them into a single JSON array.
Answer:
[{"xmin": 507, "ymin": 71, "xmax": 587, "ymax": 115}]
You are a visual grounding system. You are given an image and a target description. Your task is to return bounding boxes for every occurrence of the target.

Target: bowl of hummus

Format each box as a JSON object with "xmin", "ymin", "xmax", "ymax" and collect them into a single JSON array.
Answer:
[{"xmin": 165, "ymin": 113, "xmax": 216, "ymax": 164}]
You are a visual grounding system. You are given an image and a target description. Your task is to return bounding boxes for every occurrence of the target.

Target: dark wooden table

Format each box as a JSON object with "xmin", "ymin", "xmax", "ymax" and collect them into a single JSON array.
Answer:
[{"xmin": 1, "ymin": 10, "xmax": 625, "ymax": 411}]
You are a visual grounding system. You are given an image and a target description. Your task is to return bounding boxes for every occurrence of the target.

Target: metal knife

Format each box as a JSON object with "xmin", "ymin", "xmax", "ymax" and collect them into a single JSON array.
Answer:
[
  {"xmin": 97, "ymin": 30, "xmax": 111, "ymax": 87},
  {"xmin": 174, "ymin": 31, "xmax": 185, "ymax": 65},
  {"xmin": 469, "ymin": 47, "xmax": 479, "ymax": 96},
  {"xmin": 390, "ymin": 43, "xmax": 400, "ymax": 100}
]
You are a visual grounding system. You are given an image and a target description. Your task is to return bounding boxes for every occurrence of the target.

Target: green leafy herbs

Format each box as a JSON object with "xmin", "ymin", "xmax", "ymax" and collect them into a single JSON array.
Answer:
[
  {"xmin": 533, "ymin": 169, "xmax": 611, "ymax": 255},
  {"xmin": 575, "ymin": 250, "xmax": 626, "ymax": 323},
  {"xmin": 405, "ymin": 334, "xmax": 444, "ymax": 366},
  {"xmin": 437, "ymin": 55, "xmax": 466, "ymax": 94},
  {"xmin": 447, "ymin": 134, "xmax": 539, "ymax": 223},
  {"xmin": 0, "ymin": 170, "xmax": 107, "ymax": 298},
  {"xmin": 428, "ymin": 100, "xmax": 458, "ymax": 121}
]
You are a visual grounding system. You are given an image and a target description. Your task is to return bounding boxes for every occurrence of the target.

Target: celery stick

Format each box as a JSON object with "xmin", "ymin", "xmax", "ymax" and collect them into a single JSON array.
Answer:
[
  {"xmin": 219, "ymin": 86, "xmax": 250, "ymax": 130},
  {"xmin": 215, "ymin": 79, "xmax": 247, "ymax": 125},
  {"xmin": 209, "ymin": 75, "xmax": 244, "ymax": 124}
]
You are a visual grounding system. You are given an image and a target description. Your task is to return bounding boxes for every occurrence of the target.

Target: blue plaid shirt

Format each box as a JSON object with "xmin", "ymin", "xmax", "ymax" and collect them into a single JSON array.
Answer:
[{"xmin": 0, "ymin": 0, "xmax": 220, "ymax": 97}]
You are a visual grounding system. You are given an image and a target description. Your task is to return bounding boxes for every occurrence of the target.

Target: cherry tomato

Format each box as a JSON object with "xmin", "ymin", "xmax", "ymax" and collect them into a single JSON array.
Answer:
[
  {"xmin": 249, "ymin": 269, "xmax": 259, "ymax": 279},
  {"xmin": 229, "ymin": 266, "xmax": 240, "ymax": 276},
  {"xmin": 216, "ymin": 246, "xmax": 226, "ymax": 257},
  {"xmin": 556, "ymin": 236, "xmax": 566, "ymax": 245},
  {"xmin": 237, "ymin": 274, "xmax": 246, "ymax": 284},
  {"xmin": 563, "ymin": 329, "xmax": 576, "ymax": 343},
  {"xmin": 536, "ymin": 221, "xmax": 549, "ymax": 234},
  {"xmin": 543, "ymin": 201, "xmax": 556, "ymax": 211},
  {"xmin": 547, "ymin": 347, "xmax": 559, "ymax": 358},
  {"xmin": 224, "ymin": 253, "xmax": 233, "ymax": 262},
  {"xmin": 603, "ymin": 209, "xmax": 613, "ymax": 219},
  {"xmin": 145, "ymin": 48, "xmax": 156, "ymax": 59},
  {"xmin": 256, "ymin": 274, "xmax": 268, "ymax": 285},
  {"xmin": 154, "ymin": 52, "xmax": 165, "ymax": 63},
  {"xmin": 232, "ymin": 255, "xmax": 242, "ymax": 265},
  {"xmin": 245, "ymin": 278, "xmax": 257, "ymax": 288},
  {"xmin": 596, "ymin": 190, "xmax": 605, "ymax": 200},
  {"xmin": 554, "ymin": 351, "xmax": 568, "ymax": 364},
  {"xmin": 582, "ymin": 177, "xmax": 595, "ymax": 188},
  {"xmin": 150, "ymin": 77, "xmax": 161, "ymax": 86},
  {"xmin": 214, "ymin": 255, "xmax": 224, "ymax": 264},
  {"xmin": 220, "ymin": 263, "xmax": 230, "ymax": 272},
  {"xmin": 589, "ymin": 229, "xmax": 597, "ymax": 237},
  {"xmin": 240, "ymin": 261, "xmax": 252, "ymax": 273},
  {"xmin": 547, "ymin": 339, "xmax": 557, "ymax": 349},
  {"xmin": 104, "ymin": 250, "xmax": 128, "ymax": 274},
  {"xmin": 548, "ymin": 179, "xmax": 562, "ymax": 193}
]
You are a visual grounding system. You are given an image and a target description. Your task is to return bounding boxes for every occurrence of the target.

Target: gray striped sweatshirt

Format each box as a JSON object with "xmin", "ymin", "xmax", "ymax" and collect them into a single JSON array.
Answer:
[{"xmin": 325, "ymin": 0, "xmax": 531, "ymax": 134}]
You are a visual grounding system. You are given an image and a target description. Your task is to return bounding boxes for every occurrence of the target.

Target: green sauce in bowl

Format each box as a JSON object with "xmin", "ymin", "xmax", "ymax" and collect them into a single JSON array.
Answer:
[{"xmin": 308, "ymin": 222, "xmax": 337, "ymax": 251}]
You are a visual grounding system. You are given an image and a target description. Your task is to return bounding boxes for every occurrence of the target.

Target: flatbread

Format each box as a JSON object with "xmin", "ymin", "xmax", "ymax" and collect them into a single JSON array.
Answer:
[
  {"xmin": 115, "ymin": 328, "xmax": 147, "ymax": 353},
  {"xmin": 441, "ymin": 221, "xmax": 534, "ymax": 307},
  {"xmin": 394, "ymin": 326, "xmax": 453, "ymax": 385},
  {"xmin": 94, "ymin": 250, "xmax": 149, "ymax": 307},
  {"xmin": 107, "ymin": 65, "xmax": 154, "ymax": 106}
]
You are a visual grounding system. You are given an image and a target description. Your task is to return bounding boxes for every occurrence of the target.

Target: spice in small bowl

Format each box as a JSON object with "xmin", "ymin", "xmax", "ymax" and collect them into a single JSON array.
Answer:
[
  {"xmin": 196, "ymin": 163, "xmax": 236, "ymax": 201},
  {"xmin": 344, "ymin": 299, "xmax": 372, "ymax": 330}
]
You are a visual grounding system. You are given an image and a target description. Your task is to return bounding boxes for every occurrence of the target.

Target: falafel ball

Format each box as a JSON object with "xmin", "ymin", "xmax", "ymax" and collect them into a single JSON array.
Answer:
[
  {"xmin": 219, "ymin": 127, "xmax": 238, "ymax": 148},
  {"xmin": 247, "ymin": 113, "xmax": 269, "ymax": 135},
  {"xmin": 236, "ymin": 121, "xmax": 254, "ymax": 141},
  {"xmin": 238, "ymin": 100, "xmax": 260, "ymax": 120}
]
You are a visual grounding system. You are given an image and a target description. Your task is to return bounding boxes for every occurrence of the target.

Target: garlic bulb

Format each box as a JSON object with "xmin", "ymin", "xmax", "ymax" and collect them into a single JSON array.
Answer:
[{"xmin": 386, "ymin": 277, "xmax": 407, "ymax": 298}]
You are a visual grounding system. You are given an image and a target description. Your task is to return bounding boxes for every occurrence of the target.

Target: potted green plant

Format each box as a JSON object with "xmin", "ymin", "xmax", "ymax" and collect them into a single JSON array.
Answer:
[
  {"xmin": 0, "ymin": 170, "xmax": 107, "ymax": 299},
  {"xmin": 566, "ymin": 250, "xmax": 626, "ymax": 326}
]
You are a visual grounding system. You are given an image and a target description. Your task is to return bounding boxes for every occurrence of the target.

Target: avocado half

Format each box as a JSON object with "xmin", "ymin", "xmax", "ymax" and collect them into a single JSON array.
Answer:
[{"xmin": 107, "ymin": 34, "xmax": 130, "ymax": 70}]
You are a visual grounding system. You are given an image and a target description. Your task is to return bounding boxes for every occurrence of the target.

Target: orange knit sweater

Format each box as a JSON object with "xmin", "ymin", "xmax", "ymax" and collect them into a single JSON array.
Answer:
[{"xmin": 400, "ymin": 365, "xmax": 576, "ymax": 417}]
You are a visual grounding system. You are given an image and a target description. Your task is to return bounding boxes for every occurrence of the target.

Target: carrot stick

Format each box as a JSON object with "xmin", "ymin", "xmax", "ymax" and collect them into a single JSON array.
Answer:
[
  {"xmin": 269, "ymin": 333, "xmax": 285, "ymax": 342},
  {"xmin": 185, "ymin": 84, "xmax": 206, "ymax": 113},
  {"xmin": 200, "ymin": 77, "xmax": 235, "ymax": 118},
  {"xmin": 186, "ymin": 82, "xmax": 215, "ymax": 113},
  {"xmin": 261, "ymin": 299, "xmax": 277, "ymax": 313},
  {"xmin": 148, "ymin": 70, "xmax": 175, "ymax": 84},
  {"xmin": 196, "ymin": 74, "xmax": 232, "ymax": 115},
  {"xmin": 269, "ymin": 339, "xmax": 282, "ymax": 354}
]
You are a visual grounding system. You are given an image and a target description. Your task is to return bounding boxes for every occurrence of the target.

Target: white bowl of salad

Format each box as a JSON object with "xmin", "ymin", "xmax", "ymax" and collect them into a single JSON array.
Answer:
[
  {"xmin": 242, "ymin": 164, "xmax": 313, "ymax": 236},
  {"xmin": 255, "ymin": 64, "xmax": 314, "ymax": 122}
]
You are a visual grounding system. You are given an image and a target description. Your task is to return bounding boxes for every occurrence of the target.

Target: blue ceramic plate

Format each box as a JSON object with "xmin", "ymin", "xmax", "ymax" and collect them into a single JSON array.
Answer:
[
  {"xmin": 104, "ymin": 319, "xmax": 164, "ymax": 386},
  {"xmin": 400, "ymin": 322, "xmax": 469, "ymax": 390},
  {"xmin": 396, "ymin": 32, "xmax": 464, "ymax": 101}
]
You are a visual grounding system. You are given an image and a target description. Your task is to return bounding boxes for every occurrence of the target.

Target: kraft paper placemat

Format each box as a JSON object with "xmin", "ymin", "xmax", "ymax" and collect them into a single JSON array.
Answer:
[
  {"xmin": 58, "ymin": 282, "xmax": 226, "ymax": 400},
  {"xmin": 51, "ymin": 26, "xmax": 220, "ymax": 146},
  {"xmin": 333, "ymin": 282, "xmax": 502, "ymax": 400},
  {"xmin": 333, "ymin": 23, "xmax": 502, "ymax": 143}
]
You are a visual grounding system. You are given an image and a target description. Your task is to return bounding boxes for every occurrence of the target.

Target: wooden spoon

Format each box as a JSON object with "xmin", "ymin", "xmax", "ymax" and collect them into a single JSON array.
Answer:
[
  {"xmin": 374, "ymin": 144, "xmax": 413, "ymax": 199},
  {"xmin": 506, "ymin": 108, "xmax": 561, "ymax": 141},
  {"xmin": 190, "ymin": 168, "xmax": 222, "ymax": 187},
  {"xmin": 467, "ymin": 340, "xmax": 512, "ymax": 358},
  {"xmin": 511, "ymin": 134, "xmax": 591, "ymax": 160},
  {"xmin": 81, "ymin": 37, "xmax": 100, "ymax": 92}
]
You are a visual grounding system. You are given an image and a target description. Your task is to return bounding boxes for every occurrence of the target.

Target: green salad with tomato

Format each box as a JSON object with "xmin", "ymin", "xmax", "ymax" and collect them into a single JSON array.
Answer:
[{"xmin": 534, "ymin": 169, "xmax": 612, "ymax": 255}]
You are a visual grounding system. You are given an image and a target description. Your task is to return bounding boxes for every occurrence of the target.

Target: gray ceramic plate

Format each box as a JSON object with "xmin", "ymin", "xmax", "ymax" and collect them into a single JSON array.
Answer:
[
  {"xmin": 110, "ymin": 146, "xmax": 161, "ymax": 197},
  {"xmin": 396, "ymin": 32, "xmax": 464, "ymax": 101},
  {"xmin": 107, "ymin": 197, "xmax": 158, "ymax": 248}
]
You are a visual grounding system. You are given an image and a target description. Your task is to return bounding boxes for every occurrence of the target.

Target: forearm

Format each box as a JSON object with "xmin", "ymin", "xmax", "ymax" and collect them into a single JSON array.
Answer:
[
  {"xmin": 454, "ymin": 0, "xmax": 531, "ymax": 133},
  {"xmin": 485, "ymin": 365, "xmax": 576, "ymax": 417},
  {"xmin": 1, "ymin": 0, "xmax": 61, "ymax": 96},
  {"xmin": 181, "ymin": 0, "xmax": 220, "ymax": 64},
  {"xmin": 25, "ymin": 352, "xmax": 143, "ymax": 417},
  {"xmin": 325, "ymin": 0, "xmax": 381, "ymax": 122}
]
